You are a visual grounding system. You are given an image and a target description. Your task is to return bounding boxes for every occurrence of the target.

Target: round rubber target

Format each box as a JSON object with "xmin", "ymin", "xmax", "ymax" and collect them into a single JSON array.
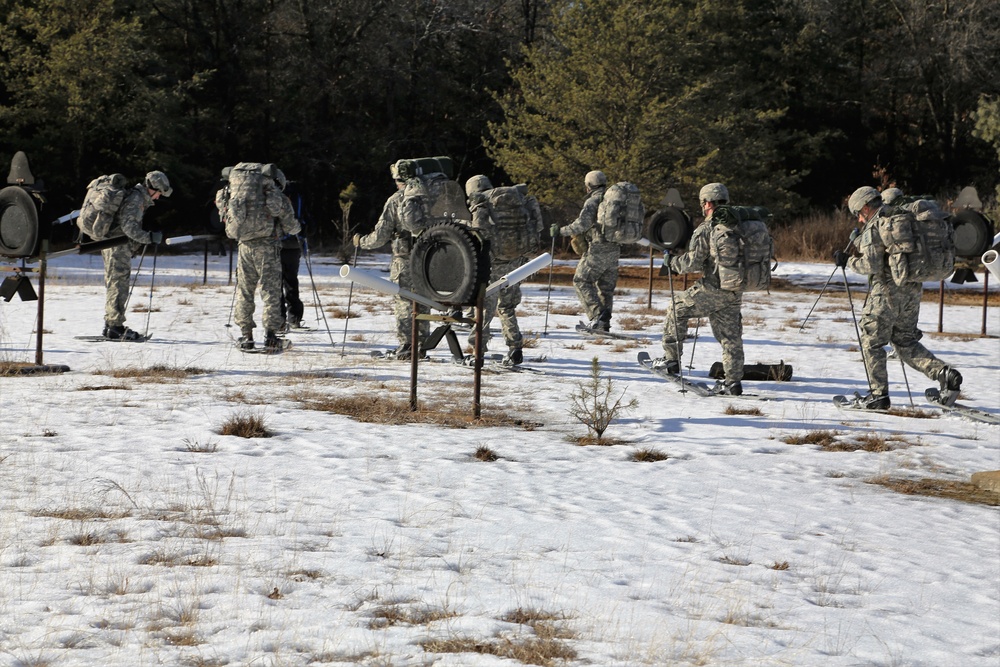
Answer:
[{"xmin": 0, "ymin": 185, "xmax": 40, "ymax": 257}]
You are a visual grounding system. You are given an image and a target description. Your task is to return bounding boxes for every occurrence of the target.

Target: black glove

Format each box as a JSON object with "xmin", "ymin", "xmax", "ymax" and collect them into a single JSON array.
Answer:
[
  {"xmin": 833, "ymin": 250, "xmax": 849, "ymax": 268},
  {"xmin": 149, "ymin": 231, "xmax": 163, "ymax": 245}
]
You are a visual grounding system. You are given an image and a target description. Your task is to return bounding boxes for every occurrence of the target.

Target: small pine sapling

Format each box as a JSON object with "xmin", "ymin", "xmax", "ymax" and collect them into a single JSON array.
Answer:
[{"xmin": 568, "ymin": 356, "xmax": 638, "ymax": 441}]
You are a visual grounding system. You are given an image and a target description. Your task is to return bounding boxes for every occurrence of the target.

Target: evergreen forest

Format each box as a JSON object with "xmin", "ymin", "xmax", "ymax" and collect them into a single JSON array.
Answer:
[{"xmin": 2, "ymin": 0, "xmax": 999, "ymax": 245}]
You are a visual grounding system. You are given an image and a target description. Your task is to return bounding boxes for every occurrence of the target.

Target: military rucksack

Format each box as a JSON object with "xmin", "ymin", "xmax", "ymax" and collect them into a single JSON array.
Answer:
[
  {"xmin": 709, "ymin": 205, "xmax": 774, "ymax": 293},
  {"xmin": 77, "ymin": 173, "xmax": 129, "ymax": 241},
  {"xmin": 484, "ymin": 184, "xmax": 535, "ymax": 261},
  {"xmin": 224, "ymin": 162, "xmax": 275, "ymax": 240},
  {"xmin": 402, "ymin": 172, "xmax": 470, "ymax": 234},
  {"xmin": 881, "ymin": 199, "xmax": 955, "ymax": 285},
  {"xmin": 597, "ymin": 182, "xmax": 644, "ymax": 244}
]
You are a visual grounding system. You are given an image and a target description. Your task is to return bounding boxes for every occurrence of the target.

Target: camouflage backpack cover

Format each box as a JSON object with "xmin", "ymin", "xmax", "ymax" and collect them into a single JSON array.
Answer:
[
  {"xmin": 709, "ymin": 205, "xmax": 774, "ymax": 293},
  {"xmin": 77, "ymin": 173, "xmax": 130, "ymax": 241},
  {"xmin": 224, "ymin": 162, "xmax": 277, "ymax": 241},
  {"xmin": 880, "ymin": 199, "xmax": 955, "ymax": 285},
  {"xmin": 597, "ymin": 182, "xmax": 645, "ymax": 244},
  {"xmin": 401, "ymin": 172, "xmax": 470, "ymax": 234},
  {"xmin": 484, "ymin": 184, "xmax": 536, "ymax": 261}
]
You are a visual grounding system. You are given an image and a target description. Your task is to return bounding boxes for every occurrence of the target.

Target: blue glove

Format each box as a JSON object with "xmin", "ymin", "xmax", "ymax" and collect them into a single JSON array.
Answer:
[
  {"xmin": 833, "ymin": 250, "xmax": 849, "ymax": 268},
  {"xmin": 550, "ymin": 224, "xmax": 560, "ymax": 237},
  {"xmin": 149, "ymin": 231, "xmax": 163, "ymax": 245}
]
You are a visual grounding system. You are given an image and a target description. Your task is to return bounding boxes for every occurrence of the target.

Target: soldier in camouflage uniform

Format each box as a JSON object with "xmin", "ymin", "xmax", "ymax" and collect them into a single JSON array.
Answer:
[
  {"xmin": 98, "ymin": 171, "xmax": 171, "ymax": 340},
  {"xmin": 652, "ymin": 183, "xmax": 745, "ymax": 395},
  {"xmin": 218, "ymin": 163, "xmax": 299, "ymax": 351},
  {"xmin": 464, "ymin": 175, "xmax": 543, "ymax": 365},
  {"xmin": 551, "ymin": 170, "xmax": 617, "ymax": 331},
  {"xmin": 836, "ymin": 186, "xmax": 963, "ymax": 409},
  {"xmin": 353, "ymin": 164, "xmax": 429, "ymax": 359}
]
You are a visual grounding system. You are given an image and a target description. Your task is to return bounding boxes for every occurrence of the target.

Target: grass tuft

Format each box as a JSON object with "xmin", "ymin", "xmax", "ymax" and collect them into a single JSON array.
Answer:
[
  {"xmin": 474, "ymin": 446, "xmax": 499, "ymax": 462},
  {"xmin": 725, "ymin": 405, "xmax": 763, "ymax": 416},
  {"xmin": 867, "ymin": 476, "xmax": 1000, "ymax": 506},
  {"xmin": 630, "ymin": 448, "xmax": 669, "ymax": 462},
  {"xmin": 218, "ymin": 410, "xmax": 271, "ymax": 438}
]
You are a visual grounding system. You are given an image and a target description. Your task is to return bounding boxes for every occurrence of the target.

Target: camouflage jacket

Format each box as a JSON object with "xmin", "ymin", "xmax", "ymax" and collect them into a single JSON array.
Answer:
[
  {"xmin": 847, "ymin": 205, "xmax": 894, "ymax": 286},
  {"xmin": 359, "ymin": 190, "xmax": 414, "ymax": 257},
  {"xmin": 669, "ymin": 217, "xmax": 722, "ymax": 289},
  {"xmin": 560, "ymin": 186, "xmax": 607, "ymax": 244},
  {"xmin": 114, "ymin": 184, "xmax": 156, "ymax": 244}
]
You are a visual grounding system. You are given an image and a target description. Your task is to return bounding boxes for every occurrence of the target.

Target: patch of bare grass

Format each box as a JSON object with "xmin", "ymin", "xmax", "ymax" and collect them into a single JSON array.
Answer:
[
  {"xmin": 293, "ymin": 390, "xmax": 542, "ymax": 429},
  {"xmin": 369, "ymin": 601, "xmax": 458, "ymax": 629},
  {"xmin": 725, "ymin": 405, "xmax": 763, "ymax": 416},
  {"xmin": 473, "ymin": 446, "xmax": 499, "ymax": 461},
  {"xmin": 885, "ymin": 406, "xmax": 938, "ymax": 419},
  {"xmin": 771, "ymin": 561, "xmax": 790, "ymax": 571},
  {"xmin": 782, "ymin": 430, "xmax": 840, "ymax": 447},
  {"xmin": 630, "ymin": 448, "xmax": 669, "ymax": 462},
  {"xmin": 32, "ymin": 507, "xmax": 131, "ymax": 521},
  {"xmin": 423, "ymin": 607, "xmax": 577, "ymax": 666},
  {"xmin": 77, "ymin": 384, "xmax": 131, "ymax": 391},
  {"xmin": 867, "ymin": 476, "xmax": 1000, "ymax": 506},
  {"xmin": 218, "ymin": 410, "xmax": 271, "ymax": 438},
  {"xmin": 96, "ymin": 364, "xmax": 210, "ymax": 381}
]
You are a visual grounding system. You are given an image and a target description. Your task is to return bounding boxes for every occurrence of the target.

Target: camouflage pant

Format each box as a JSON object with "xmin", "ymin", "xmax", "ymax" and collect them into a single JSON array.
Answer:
[
  {"xmin": 390, "ymin": 254, "xmax": 429, "ymax": 347},
  {"xmin": 102, "ymin": 243, "xmax": 136, "ymax": 327},
  {"xmin": 234, "ymin": 237, "xmax": 284, "ymax": 335},
  {"xmin": 469, "ymin": 256, "xmax": 525, "ymax": 351},
  {"xmin": 573, "ymin": 242, "xmax": 619, "ymax": 323},
  {"xmin": 859, "ymin": 281, "xmax": 946, "ymax": 395},
  {"xmin": 661, "ymin": 281, "xmax": 744, "ymax": 381}
]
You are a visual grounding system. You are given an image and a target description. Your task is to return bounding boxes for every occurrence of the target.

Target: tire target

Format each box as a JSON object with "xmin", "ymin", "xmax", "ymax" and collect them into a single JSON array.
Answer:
[
  {"xmin": 409, "ymin": 221, "xmax": 491, "ymax": 307},
  {"xmin": 951, "ymin": 209, "xmax": 994, "ymax": 258},
  {"xmin": 0, "ymin": 185, "xmax": 41, "ymax": 258},
  {"xmin": 646, "ymin": 205, "xmax": 692, "ymax": 250}
]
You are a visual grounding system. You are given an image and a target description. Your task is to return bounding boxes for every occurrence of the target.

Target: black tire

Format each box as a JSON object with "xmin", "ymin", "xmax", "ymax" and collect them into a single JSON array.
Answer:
[
  {"xmin": 0, "ymin": 186, "xmax": 40, "ymax": 258},
  {"xmin": 951, "ymin": 210, "xmax": 994, "ymax": 258},
  {"xmin": 409, "ymin": 221, "xmax": 489, "ymax": 307},
  {"xmin": 647, "ymin": 206, "xmax": 692, "ymax": 250}
]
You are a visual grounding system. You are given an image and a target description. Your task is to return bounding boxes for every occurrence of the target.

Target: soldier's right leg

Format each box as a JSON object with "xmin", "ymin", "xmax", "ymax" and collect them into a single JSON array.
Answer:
[
  {"xmin": 858, "ymin": 293, "xmax": 891, "ymax": 398},
  {"xmin": 102, "ymin": 245, "xmax": 132, "ymax": 329},
  {"xmin": 234, "ymin": 242, "xmax": 261, "ymax": 338},
  {"xmin": 572, "ymin": 252, "xmax": 603, "ymax": 322}
]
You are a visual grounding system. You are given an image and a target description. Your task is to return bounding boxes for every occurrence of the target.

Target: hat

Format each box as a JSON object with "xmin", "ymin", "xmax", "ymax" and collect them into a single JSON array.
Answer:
[
  {"xmin": 584, "ymin": 170, "xmax": 607, "ymax": 188},
  {"xmin": 881, "ymin": 187, "xmax": 903, "ymax": 205},
  {"xmin": 848, "ymin": 186, "xmax": 881, "ymax": 215},
  {"xmin": 699, "ymin": 183, "xmax": 729, "ymax": 204},
  {"xmin": 145, "ymin": 170, "xmax": 172, "ymax": 197},
  {"xmin": 465, "ymin": 175, "xmax": 492, "ymax": 198}
]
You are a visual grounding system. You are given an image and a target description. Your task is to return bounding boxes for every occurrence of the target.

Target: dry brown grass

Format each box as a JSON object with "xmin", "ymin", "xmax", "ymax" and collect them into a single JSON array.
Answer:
[
  {"xmin": 630, "ymin": 448, "xmax": 669, "ymax": 462},
  {"xmin": 769, "ymin": 210, "xmax": 857, "ymax": 261},
  {"xmin": 369, "ymin": 602, "xmax": 458, "ymax": 629},
  {"xmin": 95, "ymin": 364, "xmax": 210, "ymax": 381},
  {"xmin": 771, "ymin": 561, "xmax": 790, "ymax": 571},
  {"xmin": 549, "ymin": 303, "xmax": 580, "ymax": 315},
  {"xmin": 423, "ymin": 607, "xmax": 576, "ymax": 666},
  {"xmin": 293, "ymin": 390, "xmax": 542, "ymax": 429},
  {"xmin": 725, "ymin": 405, "xmax": 764, "ymax": 416},
  {"xmin": 783, "ymin": 429, "xmax": 914, "ymax": 452},
  {"xmin": 218, "ymin": 410, "xmax": 271, "ymax": 438},
  {"xmin": 474, "ymin": 446, "xmax": 499, "ymax": 461},
  {"xmin": 867, "ymin": 476, "xmax": 1000, "ymax": 506},
  {"xmin": 77, "ymin": 384, "xmax": 131, "ymax": 391}
]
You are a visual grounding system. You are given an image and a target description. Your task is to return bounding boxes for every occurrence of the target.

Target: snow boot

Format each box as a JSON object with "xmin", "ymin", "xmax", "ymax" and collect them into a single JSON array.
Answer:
[
  {"xmin": 238, "ymin": 330, "xmax": 255, "ymax": 350},
  {"xmin": 714, "ymin": 380, "xmax": 743, "ymax": 396},
  {"xmin": 104, "ymin": 325, "xmax": 143, "ymax": 341},
  {"xmin": 857, "ymin": 391, "xmax": 890, "ymax": 410},
  {"xmin": 503, "ymin": 348, "xmax": 523, "ymax": 366},
  {"xmin": 651, "ymin": 357, "xmax": 680, "ymax": 374},
  {"xmin": 937, "ymin": 366, "xmax": 962, "ymax": 406},
  {"xmin": 263, "ymin": 330, "xmax": 282, "ymax": 352}
]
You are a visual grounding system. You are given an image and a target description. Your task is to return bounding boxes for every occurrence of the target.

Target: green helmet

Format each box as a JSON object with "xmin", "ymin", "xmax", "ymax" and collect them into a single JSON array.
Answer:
[
  {"xmin": 699, "ymin": 182, "xmax": 729, "ymax": 204},
  {"xmin": 881, "ymin": 187, "xmax": 903, "ymax": 206},
  {"xmin": 465, "ymin": 175, "xmax": 492, "ymax": 198},
  {"xmin": 848, "ymin": 186, "xmax": 881, "ymax": 215},
  {"xmin": 585, "ymin": 170, "xmax": 607, "ymax": 189},
  {"xmin": 145, "ymin": 170, "xmax": 172, "ymax": 197},
  {"xmin": 220, "ymin": 166, "xmax": 232, "ymax": 182}
]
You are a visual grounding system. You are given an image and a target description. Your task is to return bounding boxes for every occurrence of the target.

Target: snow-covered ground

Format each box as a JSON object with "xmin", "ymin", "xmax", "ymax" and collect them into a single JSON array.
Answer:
[{"xmin": 0, "ymin": 250, "xmax": 997, "ymax": 667}]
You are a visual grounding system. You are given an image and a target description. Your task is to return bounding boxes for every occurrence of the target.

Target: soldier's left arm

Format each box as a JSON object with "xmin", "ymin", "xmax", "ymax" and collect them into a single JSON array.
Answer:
[{"xmin": 117, "ymin": 189, "xmax": 153, "ymax": 244}]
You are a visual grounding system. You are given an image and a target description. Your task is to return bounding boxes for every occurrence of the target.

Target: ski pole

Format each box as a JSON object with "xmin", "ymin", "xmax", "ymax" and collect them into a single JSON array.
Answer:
[
  {"xmin": 122, "ymin": 244, "xmax": 148, "ymax": 315},
  {"xmin": 340, "ymin": 244, "xmax": 359, "ymax": 356},
  {"xmin": 143, "ymin": 242, "xmax": 158, "ymax": 337},
  {"xmin": 840, "ymin": 266, "xmax": 873, "ymax": 392},
  {"xmin": 303, "ymin": 240, "xmax": 336, "ymax": 348},
  {"xmin": 799, "ymin": 234, "xmax": 857, "ymax": 332},
  {"xmin": 664, "ymin": 250, "xmax": 686, "ymax": 387},
  {"xmin": 898, "ymin": 354, "xmax": 914, "ymax": 406},
  {"xmin": 687, "ymin": 319, "xmax": 700, "ymax": 370},
  {"xmin": 303, "ymin": 239, "xmax": 322, "ymax": 326},
  {"xmin": 224, "ymin": 263, "xmax": 238, "ymax": 329},
  {"xmin": 542, "ymin": 234, "xmax": 556, "ymax": 335}
]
